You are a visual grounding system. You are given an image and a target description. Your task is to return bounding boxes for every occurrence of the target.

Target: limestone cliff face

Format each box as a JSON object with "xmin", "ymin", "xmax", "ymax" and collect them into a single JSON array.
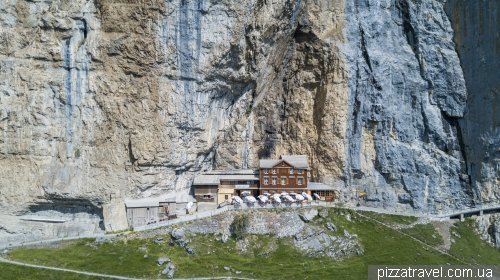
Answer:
[
  {"xmin": 445, "ymin": 0, "xmax": 500, "ymax": 206},
  {"xmin": 0, "ymin": 0, "xmax": 498, "ymax": 244}
]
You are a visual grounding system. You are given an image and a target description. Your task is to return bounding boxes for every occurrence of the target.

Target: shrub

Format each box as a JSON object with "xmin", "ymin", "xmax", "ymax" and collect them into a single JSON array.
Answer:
[
  {"xmin": 231, "ymin": 214, "xmax": 249, "ymax": 240},
  {"xmin": 74, "ymin": 148, "xmax": 81, "ymax": 158}
]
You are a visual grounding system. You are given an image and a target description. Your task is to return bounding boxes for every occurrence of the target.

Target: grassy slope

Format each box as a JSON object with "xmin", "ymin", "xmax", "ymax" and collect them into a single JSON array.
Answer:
[
  {"xmin": 358, "ymin": 210, "xmax": 418, "ymax": 226},
  {"xmin": 449, "ymin": 219, "xmax": 500, "ymax": 265},
  {"xmin": 0, "ymin": 262, "xmax": 103, "ymax": 280},
  {"xmin": 5, "ymin": 208, "xmax": 499, "ymax": 279},
  {"xmin": 401, "ymin": 224, "xmax": 445, "ymax": 247}
]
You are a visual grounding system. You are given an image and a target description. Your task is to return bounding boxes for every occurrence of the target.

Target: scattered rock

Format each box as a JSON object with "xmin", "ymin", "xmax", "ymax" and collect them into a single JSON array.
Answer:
[
  {"xmin": 169, "ymin": 240, "xmax": 175, "ymax": 246},
  {"xmin": 451, "ymin": 231, "xmax": 461, "ymax": 239},
  {"xmin": 344, "ymin": 230, "xmax": 350, "ymax": 237},
  {"xmin": 154, "ymin": 237, "xmax": 164, "ymax": 245},
  {"xmin": 299, "ymin": 209, "xmax": 318, "ymax": 222},
  {"xmin": 176, "ymin": 239, "xmax": 186, "ymax": 247},
  {"xmin": 294, "ymin": 225, "xmax": 363, "ymax": 260},
  {"xmin": 351, "ymin": 234, "xmax": 358, "ymax": 239},
  {"xmin": 345, "ymin": 213, "xmax": 351, "ymax": 221},
  {"xmin": 185, "ymin": 247, "xmax": 195, "ymax": 254},
  {"xmin": 236, "ymin": 271, "xmax": 242, "ymax": 275},
  {"xmin": 318, "ymin": 209, "xmax": 328, "ymax": 218},
  {"xmin": 326, "ymin": 222, "xmax": 337, "ymax": 231},
  {"xmin": 450, "ymin": 238, "xmax": 456, "ymax": 244},
  {"xmin": 158, "ymin": 257, "xmax": 170, "ymax": 266},
  {"xmin": 171, "ymin": 228, "xmax": 185, "ymax": 240},
  {"xmin": 295, "ymin": 234, "xmax": 303, "ymax": 241},
  {"xmin": 1, "ymin": 249, "xmax": 8, "ymax": 254},
  {"xmin": 224, "ymin": 266, "xmax": 230, "ymax": 271},
  {"xmin": 143, "ymin": 254, "xmax": 148, "ymax": 258},
  {"xmin": 162, "ymin": 263, "xmax": 175, "ymax": 278},
  {"xmin": 221, "ymin": 233, "xmax": 228, "ymax": 243}
]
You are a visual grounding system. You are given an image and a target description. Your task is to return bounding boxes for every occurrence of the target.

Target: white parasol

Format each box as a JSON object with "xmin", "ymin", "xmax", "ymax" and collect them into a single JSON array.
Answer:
[
  {"xmin": 284, "ymin": 195, "xmax": 295, "ymax": 202},
  {"xmin": 185, "ymin": 201, "xmax": 194, "ymax": 209},
  {"xmin": 301, "ymin": 192, "xmax": 313, "ymax": 200},
  {"xmin": 258, "ymin": 195, "xmax": 268, "ymax": 203},
  {"xmin": 313, "ymin": 193, "xmax": 321, "ymax": 199},
  {"xmin": 232, "ymin": 196, "xmax": 243, "ymax": 204},
  {"xmin": 241, "ymin": 190, "xmax": 251, "ymax": 196},
  {"xmin": 244, "ymin": 196, "xmax": 257, "ymax": 203},
  {"xmin": 272, "ymin": 194, "xmax": 281, "ymax": 203},
  {"xmin": 295, "ymin": 194, "xmax": 304, "ymax": 201}
]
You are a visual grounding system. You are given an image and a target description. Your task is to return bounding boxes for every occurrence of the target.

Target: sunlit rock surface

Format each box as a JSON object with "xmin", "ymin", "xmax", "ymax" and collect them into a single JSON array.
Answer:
[{"xmin": 0, "ymin": 0, "xmax": 498, "ymax": 245}]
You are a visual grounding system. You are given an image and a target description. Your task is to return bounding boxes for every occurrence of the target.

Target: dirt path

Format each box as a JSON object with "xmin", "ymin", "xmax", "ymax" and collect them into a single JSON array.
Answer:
[
  {"xmin": 431, "ymin": 220, "xmax": 457, "ymax": 251},
  {"xmin": 356, "ymin": 212, "xmax": 468, "ymax": 265},
  {"xmin": 0, "ymin": 256, "xmax": 138, "ymax": 279}
]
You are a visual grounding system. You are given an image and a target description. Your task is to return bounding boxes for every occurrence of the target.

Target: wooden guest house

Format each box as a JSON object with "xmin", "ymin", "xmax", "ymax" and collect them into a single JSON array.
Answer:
[
  {"xmin": 191, "ymin": 154, "xmax": 338, "ymax": 208},
  {"xmin": 259, "ymin": 155, "xmax": 309, "ymax": 196}
]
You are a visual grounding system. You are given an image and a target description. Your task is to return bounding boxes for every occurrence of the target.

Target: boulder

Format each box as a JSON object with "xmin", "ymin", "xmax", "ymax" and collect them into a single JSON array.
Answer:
[
  {"xmin": 224, "ymin": 266, "xmax": 230, "ymax": 271},
  {"xmin": 318, "ymin": 209, "xmax": 328, "ymax": 218},
  {"xmin": 185, "ymin": 247, "xmax": 195, "ymax": 254},
  {"xmin": 344, "ymin": 230, "xmax": 350, "ymax": 237},
  {"xmin": 176, "ymin": 239, "xmax": 186, "ymax": 247},
  {"xmin": 299, "ymin": 209, "xmax": 318, "ymax": 222},
  {"xmin": 171, "ymin": 228, "xmax": 185, "ymax": 240},
  {"xmin": 221, "ymin": 233, "xmax": 228, "ymax": 243},
  {"xmin": 154, "ymin": 238, "xmax": 164, "ymax": 245},
  {"xmin": 326, "ymin": 222, "xmax": 337, "ymax": 231},
  {"xmin": 162, "ymin": 263, "xmax": 175, "ymax": 278},
  {"xmin": 158, "ymin": 257, "xmax": 170, "ymax": 266},
  {"xmin": 236, "ymin": 271, "xmax": 242, "ymax": 275}
]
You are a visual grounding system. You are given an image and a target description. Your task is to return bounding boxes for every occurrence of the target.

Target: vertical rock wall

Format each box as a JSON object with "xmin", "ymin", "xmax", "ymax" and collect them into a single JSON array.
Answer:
[
  {"xmin": 343, "ymin": 0, "xmax": 470, "ymax": 212},
  {"xmin": 445, "ymin": 0, "xmax": 500, "ymax": 205},
  {"xmin": 0, "ymin": 0, "xmax": 497, "ymax": 244}
]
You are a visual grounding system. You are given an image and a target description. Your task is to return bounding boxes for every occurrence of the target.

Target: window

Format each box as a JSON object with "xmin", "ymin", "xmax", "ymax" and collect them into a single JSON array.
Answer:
[
  {"xmin": 230, "ymin": 181, "xmax": 238, "ymax": 185},
  {"xmin": 264, "ymin": 169, "xmax": 269, "ymax": 174},
  {"xmin": 225, "ymin": 195, "xmax": 229, "ymax": 200},
  {"xmin": 315, "ymin": 191, "xmax": 335, "ymax": 197},
  {"xmin": 203, "ymin": 195, "xmax": 211, "ymax": 199},
  {"xmin": 290, "ymin": 168, "xmax": 294, "ymax": 174},
  {"xmin": 272, "ymin": 168, "xmax": 276, "ymax": 174},
  {"xmin": 281, "ymin": 178, "xmax": 286, "ymax": 185},
  {"xmin": 282, "ymin": 162, "xmax": 285, "ymax": 166},
  {"xmin": 264, "ymin": 177, "xmax": 269, "ymax": 185},
  {"xmin": 272, "ymin": 178, "xmax": 277, "ymax": 185},
  {"xmin": 246, "ymin": 181, "xmax": 252, "ymax": 184},
  {"xmin": 298, "ymin": 178, "xmax": 303, "ymax": 185},
  {"xmin": 298, "ymin": 169, "xmax": 302, "ymax": 174}
]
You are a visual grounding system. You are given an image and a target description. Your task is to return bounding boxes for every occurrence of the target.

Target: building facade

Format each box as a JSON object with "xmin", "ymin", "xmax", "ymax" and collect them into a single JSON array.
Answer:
[
  {"xmin": 259, "ymin": 155, "xmax": 309, "ymax": 194},
  {"xmin": 192, "ymin": 169, "xmax": 260, "ymax": 207}
]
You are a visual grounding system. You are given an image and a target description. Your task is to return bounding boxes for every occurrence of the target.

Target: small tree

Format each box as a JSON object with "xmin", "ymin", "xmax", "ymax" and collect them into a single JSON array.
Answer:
[{"xmin": 231, "ymin": 214, "xmax": 249, "ymax": 240}]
